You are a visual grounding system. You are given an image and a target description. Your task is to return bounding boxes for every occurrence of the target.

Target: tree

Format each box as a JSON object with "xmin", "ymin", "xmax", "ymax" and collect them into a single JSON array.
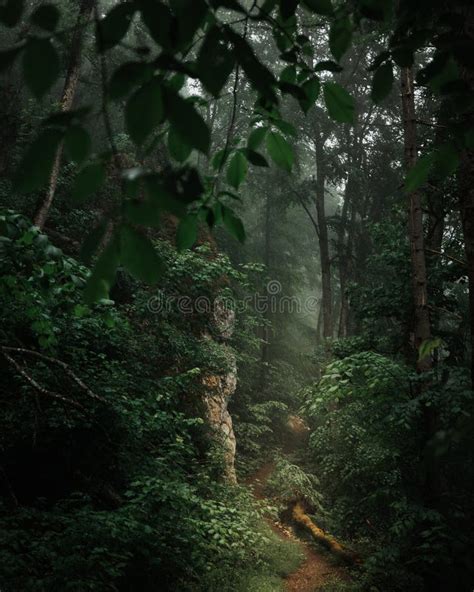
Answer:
[
  {"xmin": 33, "ymin": 0, "xmax": 95, "ymax": 229},
  {"xmin": 314, "ymin": 131, "xmax": 333, "ymax": 339},
  {"xmin": 401, "ymin": 66, "xmax": 432, "ymax": 370}
]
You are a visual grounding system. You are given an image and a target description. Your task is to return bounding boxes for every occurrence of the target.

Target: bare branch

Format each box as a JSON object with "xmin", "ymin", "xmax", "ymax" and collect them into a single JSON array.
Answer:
[
  {"xmin": 1, "ymin": 346, "xmax": 106, "ymax": 404},
  {"xmin": 425, "ymin": 248, "xmax": 467, "ymax": 268},
  {"xmin": 293, "ymin": 190, "xmax": 320, "ymax": 238},
  {"xmin": 1, "ymin": 349, "xmax": 86, "ymax": 411}
]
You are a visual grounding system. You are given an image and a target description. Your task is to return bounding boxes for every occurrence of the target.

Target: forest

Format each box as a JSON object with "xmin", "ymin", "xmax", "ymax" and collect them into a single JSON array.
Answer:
[{"xmin": 0, "ymin": 0, "xmax": 473, "ymax": 590}]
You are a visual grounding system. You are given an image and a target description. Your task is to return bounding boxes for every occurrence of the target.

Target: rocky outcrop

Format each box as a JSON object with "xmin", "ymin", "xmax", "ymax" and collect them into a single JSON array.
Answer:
[{"xmin": 201, "ymin": 302, "xmax": 237, "ymax": 484}]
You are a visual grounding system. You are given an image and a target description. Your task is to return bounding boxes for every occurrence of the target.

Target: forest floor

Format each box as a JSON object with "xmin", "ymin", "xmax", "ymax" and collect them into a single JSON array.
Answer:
[{"xmin": 246, "ymin": 418, "xmax": 350, "ymax": 592}]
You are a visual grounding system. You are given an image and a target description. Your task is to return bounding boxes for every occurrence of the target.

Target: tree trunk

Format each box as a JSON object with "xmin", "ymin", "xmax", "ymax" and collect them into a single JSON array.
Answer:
[
  {"xmin": 459, "ymin": 142, "xmax": 474, "ymax": 389},
  {"xmin": 34, "ymin": 0, "xmax": 94, "ymax": 229},
  {"xmin": 401, "ymin": 66, "xmax": 441, "ymax": 592},
  {"xmin": 315, "ymin": 139, "xmax": 333, "ymax": 340},
  {"xmin": 337, "ymin": 172, "xmax": 356, "ymax": 339},
  {"xmin": 401, "ymin": 67, "xmax": 432, "ymax": 370},
  {"xmin": 457, "ymin": 6, "xmax": 474, "ymax": 388},
  {"xmin": 259, "ymin": 192, "xmax": 272, "ymax": 387}
]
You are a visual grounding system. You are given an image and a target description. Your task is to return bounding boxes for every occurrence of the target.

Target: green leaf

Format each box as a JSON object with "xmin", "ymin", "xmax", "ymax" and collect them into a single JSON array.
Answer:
[
  {"xmin": 242, "ymin": 148, "xmax": 269, "ymax": 167},
  {"xmin": 15, "ymin": 128, "xmax": 63, "ymax": 193},
  {"xmin": 274, "ymin": 119, "xmax": 297, "ymax": 137},
  {"xmin": 226, "ymin": 151, "xmax": 248, "ymax": 189},
  {"xmin": 139, "ymin": 0, "xmax": 174, "ymax": 49},
  {"xmin": 247, "ymin": 127, "xmax": 268, "ymax": 150},
  {"xmin": 123, "ymin": 199, "xmax": 161, "ymax": 227},
  {"xmin": 126, "ymin": 78, "xmax": 163, "ymax": 145},
  {"xmin": 392, "ymin": 47, "xmax": 414, "ymax": 68},
  {"xmin": 120, "ymin": 225, "xmax": 163, "ymax": 283},
  {"xmin": 0, "ymin": 0, "xmax": 24, "ymax": 27},
  {"xmin": 23, "ymin": 37, "xmax": 60, "ymax": 98},
  {"xmin": 299, "ymin": 76, "xmax": 320, "ymax": 113},
  {"xmin": 31, "ymin": 4, "xmax": 60, "ymax": 31},
  {"xmin": 168, "ymin": 125, "xmax": 192, "ymax": 162},
  {"xmin": 371, "ymin": 61, "xmax": 394, "ymax": 103},
  {"xmin": 279, "ymin": 0, "xmax": 299, "ymax": 20},
  {"xmin": 170, "ymin": 0, "xmax": 208, "ymax": 47},
  {"xmin": 222, "ymin": 206, "xmax": 245, "ymax": 242},
  {"xmin": 280, "ymin": 65, "xmax": 297, "ymax": 84},
  {"xmin": 405, "ymin": 145, "xmax": 459, "ymax": 192},
  {"xmin": 165, "ymin": 90, "xmax": 210, "ymax": 154},
  {"xmin": 323, "ymin": 82, "xmax": 355, "ymax": 123},
  {"xmin": 427, "ymin": 55, "xmax": 459, "ymax": 94},
  {"xmin": 434, "ymin": 144, "xmax": 460, "ymax": 180},
  {"xmin": 329, "ymin": 16, "xmax": 352, "ymax": 62},
  {"xmin": 266, "ymin": 131, "xmax": 294, "ymax": 172},
  {"xmin": 80, "ymin": 222, "xmax": 107, "ymax": 265},
  {"xmin": 176, "ymin": 214, "xmax": 198, "ymax": 250},
  {"xmin": 279, "ymin": 81, "xmax": 306, "ymax": 100},
  {"xmin": 109, "ymin": 61, "xmax": 151, "ymax": 100},
  {"xmin": 418, "ymin": 338, "xmax": 442, "ymax": 362},
  {"xmin": 212, "ymin": 148, "xmax": 228, "ymax": 171},
  {"xmin": 314, "ymin": 60, "xmax": 343, "ymax": 72},
  {"xmin": 72, "ymin": 163, "xmax": 106, "ymax": 203},
  {"xmin": 405, "ymin": 153, "xmax": 435, "ymax": 192},
  {"xmin": 84, "ymin": 235, "xmax": 120, "ymax": 303},
  {"xmin": 196, "ymin": 26, "xmax": 235, "ymax": 97},
  {"xmin": 359, "ymin": 0, "xmax": 393, "ymax": 21},
  {"xmin": 98, "ymin": 2, "xmax": 136, "ymax": 51},
  {"xmin": 225, "ymin": 27, "xmax": 276, "ymax": 101},
  {"xmin": 64, "ymin": 126, "xmax": 92, "ymax": 165},
  {"xmin": 301, "ymin": 0, "xmax": 333, "ymax": 16}
]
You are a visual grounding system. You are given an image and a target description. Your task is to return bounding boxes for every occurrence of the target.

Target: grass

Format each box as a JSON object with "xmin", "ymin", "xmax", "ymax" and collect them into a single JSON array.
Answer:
[
  {"xmin": 190, "ymin": 521, "xmax": 304, "ymax": 592},
  {"xmin": 260, "ymin": 522, "xmax": 304, "ymax": 578}
]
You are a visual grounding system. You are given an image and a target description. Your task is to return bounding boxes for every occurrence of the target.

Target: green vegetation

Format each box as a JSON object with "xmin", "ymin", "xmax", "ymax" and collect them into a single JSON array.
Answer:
[
  {"xmin": 1, "ymin": 1, "xmax": 474, "ymax": 591},
  {"xmin": 191, "ymin": 523, "xmax": 304, "ymax": 592}
]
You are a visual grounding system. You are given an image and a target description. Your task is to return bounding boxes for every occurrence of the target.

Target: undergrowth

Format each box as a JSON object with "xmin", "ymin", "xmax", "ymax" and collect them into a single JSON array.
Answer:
[{"xmin": 187, "ymin": 522, "xmax": 304, "ymax": 592}]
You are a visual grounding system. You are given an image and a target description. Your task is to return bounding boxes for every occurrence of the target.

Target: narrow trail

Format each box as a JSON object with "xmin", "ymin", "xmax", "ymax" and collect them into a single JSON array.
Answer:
[{"xmin": 247, "ymin": 417, "xmax": 350, "ymax": 592}]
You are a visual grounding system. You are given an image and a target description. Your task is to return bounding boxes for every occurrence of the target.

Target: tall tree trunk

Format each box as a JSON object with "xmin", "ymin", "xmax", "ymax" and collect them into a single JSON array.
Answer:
[
  {"xmin": 401, "ymin": 67, "xmax": 432, "ymax": 369},
  {"xmin": 401, "ymin": 66, "xmax": 440, "ymax": 592},
  {"xmin": 457, "ymin": 5, "xmax": 474, "ymax": 387},
  {"xmin": 336, "ymin": 180, "xmax": 350, "ymax": 338},
  {"xmin": 316, "ymin": 304, "xmax": 322, "ymax": 344},
  {"xmin": 259, "ymin": 192, "xmax": 272, "ymax": 387},
  {"xmin": 34, "ymin": 0, "xmax": 94, "ymax": 229},
  {"xmin": 315, "ymin": 139, "xmax": 333, "ymax": 340},
  {"xmin": 459, "ymin": 138, "xmax": 474, "ymax": 390},
  {"xmin": 337, "ymin": 169, "xmax": 359, "ymax": 338}
]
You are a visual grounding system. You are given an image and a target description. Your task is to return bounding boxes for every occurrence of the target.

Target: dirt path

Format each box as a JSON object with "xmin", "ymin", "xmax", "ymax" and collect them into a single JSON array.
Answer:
[
  {"xmin": 247, "ymin": 417, "xmax": 349, "ymax": 592},
  {"xmin": 248, "ymin": 461, "xmax": 348, "ymax": 592}
]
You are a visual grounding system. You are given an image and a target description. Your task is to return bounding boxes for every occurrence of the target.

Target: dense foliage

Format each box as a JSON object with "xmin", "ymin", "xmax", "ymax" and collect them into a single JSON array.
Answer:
[{"xmin": 1, "ymin": 0, "xmax": 474, "ymax": 591}]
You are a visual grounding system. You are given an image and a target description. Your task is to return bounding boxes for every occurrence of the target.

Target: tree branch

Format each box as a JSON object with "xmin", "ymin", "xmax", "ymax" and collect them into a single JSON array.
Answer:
[
  {"xmin": 293, "ymin": 190, "xmax": 320, "ymax": 238},
  {"xmin": 425, "ymin": 248, "xmax": 467, "ymax": 267},
  {"xmin": 1, "ymin": 349, "xmax": 86, "ymax": 411},
  {"xmin": 1, "ymin": 346, "xmax": 106, "ymax": 404}
]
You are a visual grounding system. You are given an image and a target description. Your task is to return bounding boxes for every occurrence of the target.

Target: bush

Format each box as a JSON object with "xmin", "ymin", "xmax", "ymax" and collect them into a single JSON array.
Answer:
[{"xmin": 0, "ymin": 210, "xmax": 279, "ymax": 591}]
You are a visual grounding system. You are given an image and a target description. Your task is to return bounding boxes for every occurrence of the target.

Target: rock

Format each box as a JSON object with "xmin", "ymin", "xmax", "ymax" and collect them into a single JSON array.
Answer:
[{"xmin": 201, "ymin": 300, "xmax": 238, "ymax": 484}]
